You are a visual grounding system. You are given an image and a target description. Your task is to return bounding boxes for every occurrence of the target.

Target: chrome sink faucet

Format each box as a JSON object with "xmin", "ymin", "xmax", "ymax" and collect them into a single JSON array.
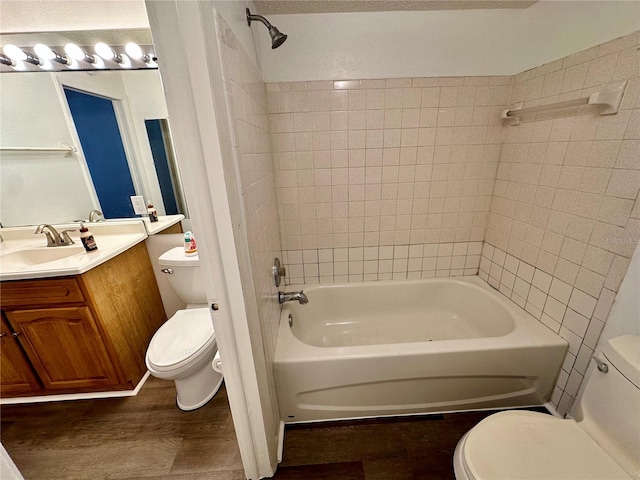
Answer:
[
  {"xmin": 278, "ymin": 290, "xmax": 309, "ymax": 305},
  {"xmin": 34, "ymin": 224, "xmax": 75, "ymax": 247}
]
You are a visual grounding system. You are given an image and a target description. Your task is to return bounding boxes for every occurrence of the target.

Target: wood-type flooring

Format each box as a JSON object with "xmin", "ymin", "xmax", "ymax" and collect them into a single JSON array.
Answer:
[{"xmin": 1, "ymin": 377, "xmax": 496, "ymax": 479}]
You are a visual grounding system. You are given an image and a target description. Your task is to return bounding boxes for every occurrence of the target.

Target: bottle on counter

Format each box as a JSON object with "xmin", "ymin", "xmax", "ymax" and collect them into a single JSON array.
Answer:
[
  {"xmin": 147, "ymin": 202, "xmax": 158, "ymax": 223},
  {"xmin": 184, "ymin": 231, "xmax": 197, "ymax": 256},
  {"xmin": 79, "ymin": 223, "xmax": 98, "ymax": 252}
]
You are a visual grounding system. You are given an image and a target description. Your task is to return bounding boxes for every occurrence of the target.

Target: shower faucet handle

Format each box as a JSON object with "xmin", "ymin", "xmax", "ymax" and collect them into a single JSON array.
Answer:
[{"xmin": 272, "ymin": 257, "xmax": 286, "ymax": 287}]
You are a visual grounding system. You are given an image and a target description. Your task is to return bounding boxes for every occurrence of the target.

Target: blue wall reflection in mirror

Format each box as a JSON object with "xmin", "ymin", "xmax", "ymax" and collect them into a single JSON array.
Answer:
[{"xmin": 64, "ymin": 88, "xmax": 136, "ymax": 218}]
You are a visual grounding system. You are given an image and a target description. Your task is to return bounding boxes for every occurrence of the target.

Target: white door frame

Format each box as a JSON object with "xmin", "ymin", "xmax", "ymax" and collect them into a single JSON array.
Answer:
[{"xmin": 145, "ymin": 1, "xmax": 278, "ymax": 478}]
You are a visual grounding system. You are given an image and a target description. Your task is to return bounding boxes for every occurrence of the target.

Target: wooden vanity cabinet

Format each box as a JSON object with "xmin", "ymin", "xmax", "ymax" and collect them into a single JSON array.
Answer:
[
  {"xmin": 5, "ymin": 307, "xmax": 120, "ymax": 391},
  {"xmin": 0, "ymin": 315, "xmax": 42, "ymax": 396},
  {"xmin": 0, "ymin": 242, "xmax": 166, "ymax": 398}
]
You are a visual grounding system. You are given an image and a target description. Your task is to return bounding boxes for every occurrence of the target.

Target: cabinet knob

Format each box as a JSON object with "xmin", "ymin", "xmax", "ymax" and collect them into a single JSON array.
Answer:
[
  {"xmin": 0, "ymin": 332, "xmax": 5, "ymax": 338},
  {"xmin": 11, "ymin": 332, "xmax": 20, "ymax": 337}
]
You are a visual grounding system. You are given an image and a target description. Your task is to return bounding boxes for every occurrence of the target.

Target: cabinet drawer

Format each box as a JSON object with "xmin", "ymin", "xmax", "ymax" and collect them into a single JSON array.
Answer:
[{"xmin": 1, "ymin": 278, "xmax": 84, "ymax": 308}]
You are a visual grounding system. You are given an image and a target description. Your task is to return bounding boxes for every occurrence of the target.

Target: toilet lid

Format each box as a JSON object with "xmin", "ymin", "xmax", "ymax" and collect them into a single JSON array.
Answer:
[
  {"xmin": 147, "ymin": 308, "xmax": 214, "ymax": 369},
  {"xmin": 462, "ymin": 411, "xmax": 632, "ymax": 480}
]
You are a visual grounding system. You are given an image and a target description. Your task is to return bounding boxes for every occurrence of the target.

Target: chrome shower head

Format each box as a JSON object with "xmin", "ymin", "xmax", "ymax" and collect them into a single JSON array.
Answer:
[{"xmin": 246, "ymin": 8, "xmax": 288, "ymax": 49}]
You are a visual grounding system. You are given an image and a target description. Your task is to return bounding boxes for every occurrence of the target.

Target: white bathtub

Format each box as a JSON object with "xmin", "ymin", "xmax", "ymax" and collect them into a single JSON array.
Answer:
[{"xmin": 274, "ymin": 276, "xmax": 567, "ymax": 423}]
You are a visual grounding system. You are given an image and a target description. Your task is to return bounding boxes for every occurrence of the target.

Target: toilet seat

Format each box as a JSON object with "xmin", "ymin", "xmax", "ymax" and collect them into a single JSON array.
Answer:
[
  {"xmin": 460, "ymin": 410, "xmax": 632, "ymax": 480},
  {"xmin": 147, "ymin": 308, "xmax": 215, "ymax": 371}
]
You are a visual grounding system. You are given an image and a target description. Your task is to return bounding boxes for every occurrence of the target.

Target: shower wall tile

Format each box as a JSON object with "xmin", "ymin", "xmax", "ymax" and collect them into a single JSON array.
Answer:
[
  {"xmin": 485, "ymin": 31, "xmax": 640, "ymax": 416},
  {"xmin": 283, "ymin": 241, "xmax": 482, "ymax": 285},
  {"xmin": 479, "ymin": 241, "xmax": 616, "ymax": 416},
  {"xmin": 267, "ymin": 75, "xmax": 510, "ymax": 257},
  {"xmin": 217, "ymin": 17, "xmax": 282, "ymax": 361}
]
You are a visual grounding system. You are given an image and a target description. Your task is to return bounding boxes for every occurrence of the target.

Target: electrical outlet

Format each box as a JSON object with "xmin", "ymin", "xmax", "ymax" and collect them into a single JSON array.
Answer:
[{"xmin": 130, "ymin": 195, "xmax": 147, "ymax": 215}]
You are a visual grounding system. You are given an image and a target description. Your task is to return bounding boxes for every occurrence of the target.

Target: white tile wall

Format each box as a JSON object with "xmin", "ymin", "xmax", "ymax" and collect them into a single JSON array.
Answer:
[
  {"xmin": 217, "ymin": 17, "xmax": 282, "ymax": 359},
  {"xmin": 267, "ymin": 76, "xmax": 510, "ymax": 255},
  {"xmin": 484, "ymin": 31, "xmax": 640, "ymax": 415},
  {"xmin": 283, "ymin": 241, "xmax": 482, "ymax": 284},
  {"xmin": 478, "ymin": 241, "xmax": 618, "ymax": 414}
]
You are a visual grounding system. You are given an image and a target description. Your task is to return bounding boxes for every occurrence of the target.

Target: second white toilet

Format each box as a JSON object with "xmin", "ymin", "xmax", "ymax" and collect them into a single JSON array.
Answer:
[
  {"xmin": 145, "ymin": 246, "xmax": 223, "ymax": 411},
  {"xmin": 453, "ymin": 334, "xmax": 640, "ymax": 480}
]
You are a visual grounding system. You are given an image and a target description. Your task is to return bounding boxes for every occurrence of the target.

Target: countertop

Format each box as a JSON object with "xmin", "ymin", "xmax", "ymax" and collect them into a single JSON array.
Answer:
[
  {"xmin": 140, "ymin": 214, "xmax": 185, "ymax": 235},
  {"xmin": 0, "ymin": 221, "xmax": 148, "ymax": 281}
]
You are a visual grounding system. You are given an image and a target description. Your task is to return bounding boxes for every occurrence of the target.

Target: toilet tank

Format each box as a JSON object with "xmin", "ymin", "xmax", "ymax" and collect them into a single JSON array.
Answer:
[
  {"xmin": 575, "ymin": 335, "xmax": 640, "ymax": 478},
  {"xmin": 158, "ymin": 246, "xmax": 207, "ymax": 305}
]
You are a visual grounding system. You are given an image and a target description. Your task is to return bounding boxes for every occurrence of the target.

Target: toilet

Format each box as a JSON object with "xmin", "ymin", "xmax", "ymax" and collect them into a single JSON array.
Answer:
[
  {"xmin": 145, "ymin": 246, "xmax": 223, "ymax": 411},
  {"xmin": 453, "ymin": 334, "xmax": 640, "ymax": 480}
]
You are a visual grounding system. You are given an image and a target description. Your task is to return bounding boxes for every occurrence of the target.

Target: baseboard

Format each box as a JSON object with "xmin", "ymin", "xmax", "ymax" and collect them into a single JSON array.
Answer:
[
  {"xmin": 277, "ymin": 421, "xmax": 285, "ymax": 463},
  {"xmin": 0, "ymin": 371, "xmax": 151, "ymax": 405}
]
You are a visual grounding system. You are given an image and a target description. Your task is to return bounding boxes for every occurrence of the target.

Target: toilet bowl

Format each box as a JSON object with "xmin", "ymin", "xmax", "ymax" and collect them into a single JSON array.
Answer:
[
  {"xmin": 145, "ymin": 247, "xmax": 223, "ymax": 411},
  {"xmin": 453, "ymin": 335, "xmax": 640, "ymax": 480}
]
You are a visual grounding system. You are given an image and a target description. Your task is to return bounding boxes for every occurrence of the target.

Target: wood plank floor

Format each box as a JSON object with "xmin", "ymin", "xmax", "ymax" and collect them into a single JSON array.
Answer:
[{"xmin": 1, "ymin": 377, "xmax": 496, "ymax": 479}]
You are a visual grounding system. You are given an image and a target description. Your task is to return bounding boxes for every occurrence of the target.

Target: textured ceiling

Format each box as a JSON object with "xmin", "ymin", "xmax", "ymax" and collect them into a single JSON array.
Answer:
[{"xmin": 253, "ymin": 0, "xmax": 538, "ymax": 14}]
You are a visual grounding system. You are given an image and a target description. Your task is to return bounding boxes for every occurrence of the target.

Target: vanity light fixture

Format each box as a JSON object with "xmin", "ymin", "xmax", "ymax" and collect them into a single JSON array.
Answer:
[
  {"xmin": 124, "ymin": 42, "xmax": 156, "ymax": 63},
  {"xmin": 94, "ymin": 42, "xmax": 124, "ymax": 64},
  {"xmin": 0, "ymin": 41, "xmax": 157, "ymax": 71},
  {"xmin": 2, "ymin": 44, "xmax": 42, "ymax": 65},
  {"xmin": 34, "ymin": 44, "xmax": 69, "ymax": 65},
  {"xmin": 0, "ymin": 53, "xmax": 15, "ymax": 67},
  {"xmin": 64, "ymin": 43, "xmax": 96, "ymax": 64}
]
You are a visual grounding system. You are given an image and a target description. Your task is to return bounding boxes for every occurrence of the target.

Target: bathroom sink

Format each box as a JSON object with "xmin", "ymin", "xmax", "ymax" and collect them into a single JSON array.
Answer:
[{"xmin": 0, "ymin": 245, "xmax": 85, "ymax": 268}]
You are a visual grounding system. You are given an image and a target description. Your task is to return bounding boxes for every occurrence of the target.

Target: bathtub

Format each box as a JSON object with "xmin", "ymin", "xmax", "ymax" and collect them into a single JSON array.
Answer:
[{"xmin": 274, "ymin": 276, "xmax": 567, "ymax": 423}]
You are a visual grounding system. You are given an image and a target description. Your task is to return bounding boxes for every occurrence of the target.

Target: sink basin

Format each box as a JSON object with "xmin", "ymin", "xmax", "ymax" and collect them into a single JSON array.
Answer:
[{"xmin": 0, "ymin": 245, "xmax": 85, "ymax": 268}]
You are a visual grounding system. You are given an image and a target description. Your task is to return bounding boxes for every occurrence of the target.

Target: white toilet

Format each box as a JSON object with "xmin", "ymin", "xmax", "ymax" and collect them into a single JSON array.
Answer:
[
  {"xmin": 454, "ymin": 334, "xmax": 640, "ymax": 480},
  {"xmin": 145, "ymin": 246, "xmax": 223, "ymax": 411}
]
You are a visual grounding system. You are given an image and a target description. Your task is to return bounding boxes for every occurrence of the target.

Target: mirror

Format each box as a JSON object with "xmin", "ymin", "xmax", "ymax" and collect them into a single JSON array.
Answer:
[{"xmin": 0, "ymin": 31, "xmax": 187, "ymax": 227}]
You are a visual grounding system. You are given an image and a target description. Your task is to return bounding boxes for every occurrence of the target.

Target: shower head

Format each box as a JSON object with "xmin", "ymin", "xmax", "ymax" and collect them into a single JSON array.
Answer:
[
  {"xmin": 246, "ymin": 8, "xmax": 288, "ymax": 49},
  {"xmin": 269, "ymin": 25, "xmax": 287, "ymax": 49}
]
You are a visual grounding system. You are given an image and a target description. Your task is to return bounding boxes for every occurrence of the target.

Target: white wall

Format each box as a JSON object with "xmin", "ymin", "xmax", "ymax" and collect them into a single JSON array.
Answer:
[
  {"xmin": 515, "ymin": 1, "xmax": 640, "ymax": 74},
  {"xmin": 121, "ymin": 70, "xmax": 170, "ymax": 215},
  {"xmin": 254, "ymin": 9, "xmax": 519, "ymax": 81},
  {"xmin": 254, "ymin": 1, "xmax": 640, "ymax": 82},
  {"xmin": 0, "ymin": 73, "xmax": 95, "ymax": 226},
  {"xmin": 211, "ymin": 1, "xmax": 260, "ymax": 69},
  {"xmin": 600, "ymin": 243, "xmax": 640, "ymax": 342}
]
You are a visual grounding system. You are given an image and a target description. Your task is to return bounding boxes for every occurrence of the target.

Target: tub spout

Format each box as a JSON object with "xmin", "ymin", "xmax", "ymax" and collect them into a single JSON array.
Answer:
[{"xmin": 278, "ymin": 290, "xmax": 308, "ymax": 305}]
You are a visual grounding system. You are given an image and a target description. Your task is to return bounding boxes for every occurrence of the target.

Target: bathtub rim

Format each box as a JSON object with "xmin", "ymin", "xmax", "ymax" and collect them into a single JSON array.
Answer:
[{"xmin": 275, "ymin": 275, "xmax": 567, "ymax": 362}]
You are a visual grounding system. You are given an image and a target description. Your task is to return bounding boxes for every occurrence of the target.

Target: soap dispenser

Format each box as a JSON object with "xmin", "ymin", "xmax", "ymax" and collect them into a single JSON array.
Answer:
[
  {"xmin": 147, "ymin": 202, "xmax": 159, "ymax": 223},
  {"xmin": 79, "ymin": 223, "xmax": 98, "ymax": 252}
]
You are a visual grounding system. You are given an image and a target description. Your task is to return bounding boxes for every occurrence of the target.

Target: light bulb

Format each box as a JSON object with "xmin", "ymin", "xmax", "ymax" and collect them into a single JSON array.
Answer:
[
  {"xmin": 95, "ymin": 42, "xmax": 114, "ymax": 59},
  {"xmin": 125, "ymin": 42, "xmax": 154, "ymax": 64},
  {"xmin": 94, "ymin": 42, "xmax": 123, "ymax": 63},
  {"xmin": 34, "ymin": 43, "xmax": 55, "ymax": 60},
  {"xmin": 65, "ymin": 43, "xmax": 86, "ymax": 61},
  {"xmin": 3, "ymin": 44, "xmax": 27, "ymax": 62},
  {"xmin": 124, "ymin": 42, "xmax": 142, "ymax": 59}
]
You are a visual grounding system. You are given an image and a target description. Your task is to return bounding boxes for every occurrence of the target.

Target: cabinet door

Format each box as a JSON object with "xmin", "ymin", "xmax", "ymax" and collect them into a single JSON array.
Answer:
[
  {"xmin": 5, "ymin": 307, "xmax": 120, "ymax": 391},
  {"xmin": 0, "ymin": 315, "xmax": 41, "ymax": 396}
]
